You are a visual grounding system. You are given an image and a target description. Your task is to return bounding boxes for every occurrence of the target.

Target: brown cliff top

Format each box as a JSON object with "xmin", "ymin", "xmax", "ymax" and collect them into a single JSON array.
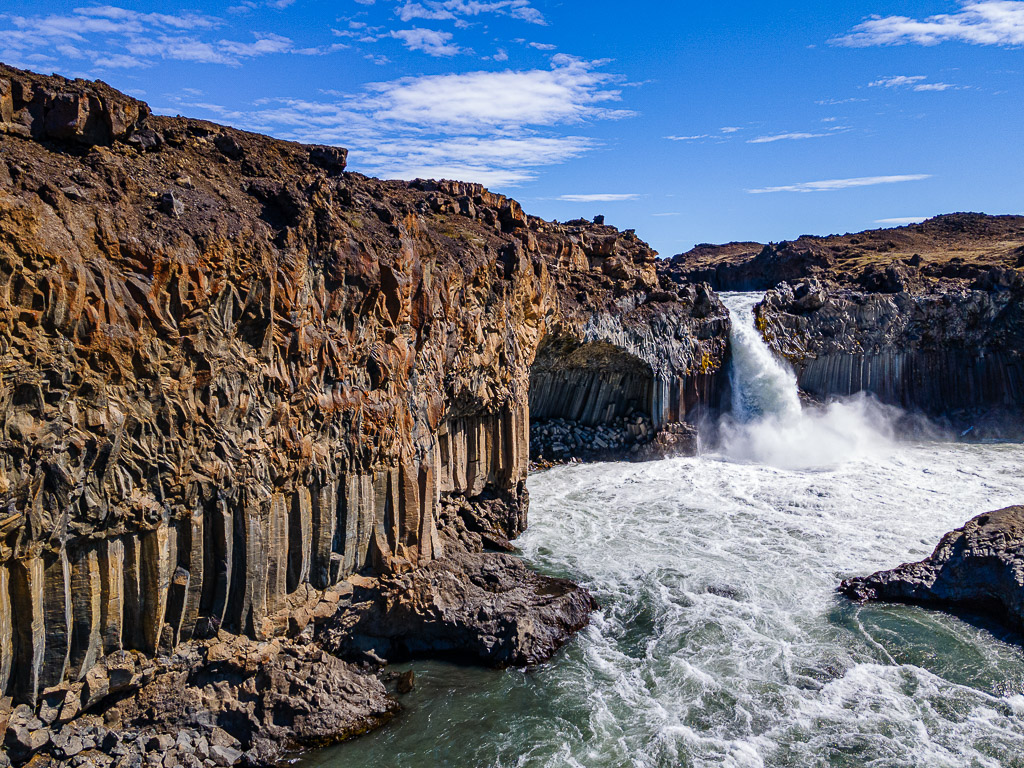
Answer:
[
  {"xmin": 667, "ymin": 213, "xmax": 1024, "ymax": 291},
  {"xmin": 676, "ymin": 214, "xmax": 1024, "ymax": 272}
]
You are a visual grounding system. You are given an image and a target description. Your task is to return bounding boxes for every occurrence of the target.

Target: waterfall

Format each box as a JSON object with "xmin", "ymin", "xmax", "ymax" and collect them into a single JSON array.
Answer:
[
  {"xmin": 725, "ymin": 292, "xmax": 803, "ymax": 423},
  {"xmin": 718, "ymin": 292, "xmax": 898, "ymax": 469}
]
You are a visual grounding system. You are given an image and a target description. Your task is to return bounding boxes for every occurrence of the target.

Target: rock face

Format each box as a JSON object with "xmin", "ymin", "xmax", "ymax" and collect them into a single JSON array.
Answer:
[
  {"xmin": 840, "ymin": 506, "xmax": 1024, "ymax": 632},
  {"xmin": 0, "ymin": 60, "xmax": 729, "ymax": 760},
  {"xmin": 756, "ymin": 278, "xmax": 1024, "ymax": 433}
]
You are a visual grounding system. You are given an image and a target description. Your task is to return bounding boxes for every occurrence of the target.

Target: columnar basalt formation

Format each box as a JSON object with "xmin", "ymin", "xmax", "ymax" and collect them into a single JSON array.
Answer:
[
  {"xmin": 0, "ymin": 62, "xmax": 729, "ymax": 759},
  {"xmin": 755, "ymin": 276, "xmax": 1024, "ymax": 432}
]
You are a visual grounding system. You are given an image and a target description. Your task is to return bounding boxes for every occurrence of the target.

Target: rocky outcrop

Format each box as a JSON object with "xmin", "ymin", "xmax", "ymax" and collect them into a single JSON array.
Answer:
[
  {"xmin": 0, "ymin": 63, "xmax": 729, "ymax": 762},
  {"xmin": 322, "ymin": 550, "xmax": 596, "ymax": 668},
  {"xmin": 756, "ymin": 277, "xmax": 1024, "ymax": 434},
  {"xmin": 2, "ymin": 629, "xmax": 398, "ymax": 767},
  {"xmin": 840, "ymin": 506, "xmax": 1024, "ymax": 633}
]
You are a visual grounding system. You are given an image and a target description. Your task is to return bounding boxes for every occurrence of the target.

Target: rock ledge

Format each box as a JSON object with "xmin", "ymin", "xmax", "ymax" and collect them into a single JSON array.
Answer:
[{"xmin": 840, "ymin": 505, "xmax": 1024, "ymax": 632}]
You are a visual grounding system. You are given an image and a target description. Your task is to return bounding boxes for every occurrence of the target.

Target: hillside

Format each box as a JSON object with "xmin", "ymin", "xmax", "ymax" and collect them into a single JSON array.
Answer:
[{"xmin": 667, "ymin": 213, "xmax": 1024, "ymax": 290}]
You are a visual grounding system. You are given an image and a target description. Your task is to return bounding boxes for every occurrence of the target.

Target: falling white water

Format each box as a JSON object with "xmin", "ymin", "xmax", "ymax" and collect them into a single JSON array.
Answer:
[{"xmin": 718, "ymin": 292, "xmax": 899, "ymax": 469}]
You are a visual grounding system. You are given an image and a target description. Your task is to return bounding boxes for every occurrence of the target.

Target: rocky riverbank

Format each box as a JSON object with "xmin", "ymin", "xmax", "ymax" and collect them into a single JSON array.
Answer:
[
  {"xmin": 840, "ymin": 506, "xmax": 1024, "ymax": 634},
  {"xmin": 529, "ymin": 414, "xmax": 699, "ymax": 467},
  {"xmin": 0, "ymin": 62, "xmax": 726, "ymax": 765}
]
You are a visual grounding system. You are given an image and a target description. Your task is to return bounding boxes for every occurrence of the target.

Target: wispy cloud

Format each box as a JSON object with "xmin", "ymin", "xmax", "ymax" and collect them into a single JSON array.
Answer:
[
  {"xmin": 869, "ymin": 75, "xmax": 927, "ymax": 88},
  {"xmin": 747, "ymin": 131, "xmax": 827, "ymax": 144},
  {"xmin": 869, "ymin": 74, "xmax": 962, "ymax": 91},
  {"xmin": 747, "ymin": 174, "xmax": 932, "ymax": 194},
  {"xmin": 392, "ymin": 0, "xmax": 545, "ymax": 25},
  {"xmin": 0, "ymin": 5, "xmax": 342, "ymax": 69},
  {"xmin": 390, "ymin": 27, "xmax": 463, "ymax": 55},
  {"xmin": 665, "ymin": 134, "xmax": 711, "ymax": 141},
  {"xmin": 876, "ymin": 216, "xmax": 930, "ymax": 225},
  {"xmin": 833, "ymin": 1, "xmax": 1024, "ymax": 47},
  {"xmin": 556, "ymin": 193, "xmax": 640, "ymax": 202},
  {"xmin": 173, "ymin": 57, "xmax": 633, "ymax": 187}
]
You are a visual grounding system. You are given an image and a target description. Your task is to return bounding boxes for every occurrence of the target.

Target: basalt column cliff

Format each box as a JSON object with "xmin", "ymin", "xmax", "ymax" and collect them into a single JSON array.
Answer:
[
  {"xmin": 668, "ymin": 215, "xmax": 1024, "ymax": 435},
  {"xmin": 0, "ymin": 64, "xmax": 727, "ymax": 760}
]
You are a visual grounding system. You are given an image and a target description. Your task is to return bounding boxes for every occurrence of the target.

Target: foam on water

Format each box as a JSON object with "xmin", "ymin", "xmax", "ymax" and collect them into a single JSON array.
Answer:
[
  {"xmin": 718, "ymin": 292, "xmax": 901, "ymax": 470},
  {"xmin": 307, "ymin": 294, "xmax": 1024, "ymax": 768}
]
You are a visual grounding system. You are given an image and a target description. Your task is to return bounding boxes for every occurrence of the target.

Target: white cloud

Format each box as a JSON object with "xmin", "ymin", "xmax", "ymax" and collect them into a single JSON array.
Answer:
[
  {"xmin": 747, "ymin": 174, "xmax": 932, "ymax": 194},
  {"xmin": 876, "ymin": 216, "xmax": 930, "ymax": 225},
  {"xmin": 720, "ymin": 126, "xmax": 742, "ymax": 133},
  {"xmin": 651, "ymin": 212, "xmax": 682, "ymax": 217},
  {"xmin": 833, "ymin": 1, "xmax": 1024, "ymax": 47},
  {"xmin": 556, "ymin": 194, "xmax": 640, "ymax": 202},
  {"xmin": 748, "ymin": 131, "xmax": 828, "ymax": 143},
  {"xmin": 354, "ymin": 57, "xmax": 633, "ymax": 130},
  {"xmin": 174, "ymin": 58, "xmax": 633, "ymax": 188},
  {"xmin": 869, "ymin": 74, "xmax": 962, "ymax": 91},
  {"xmin": 665, "ymin": 134, "xmax": 711, "ymax": 141},
  {"xmin": 389, "ymin": 27, "xmax": 463, "ymax": 56}
]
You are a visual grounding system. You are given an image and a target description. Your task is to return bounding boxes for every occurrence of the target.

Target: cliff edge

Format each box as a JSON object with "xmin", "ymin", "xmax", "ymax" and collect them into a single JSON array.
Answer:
[{"xmin": 0, "ymin": 64, "xmax": 728, "ymax": 766}]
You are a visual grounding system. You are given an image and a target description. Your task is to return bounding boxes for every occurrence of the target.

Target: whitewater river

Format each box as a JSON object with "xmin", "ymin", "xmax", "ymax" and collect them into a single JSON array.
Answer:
[{"xmin": 307, "ymin": 294, "xmax": 1024, "ymax": 768}]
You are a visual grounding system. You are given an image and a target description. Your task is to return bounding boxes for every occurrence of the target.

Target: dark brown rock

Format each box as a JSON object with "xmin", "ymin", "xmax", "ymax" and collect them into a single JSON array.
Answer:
[
  {"xmin": 323, "ymin": 550, "xmax": 596, "ymax": 668},
  {"xmin": 840, "ymin": 506, "xmax": 1024, "ymax": 632}
]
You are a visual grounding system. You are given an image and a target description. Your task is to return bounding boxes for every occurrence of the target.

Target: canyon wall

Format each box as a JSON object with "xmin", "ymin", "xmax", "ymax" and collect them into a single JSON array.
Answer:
[
  {"xmin": 665, "ymin": 214, "xmax": 1024, "ymax": 430},
  {"xmin": 0, "ymin": 64, "xmax": 729, "ymax": 706},
  {"xmin": 757, "ymin": 277, "xmax": 1024, "ymax": 429}
]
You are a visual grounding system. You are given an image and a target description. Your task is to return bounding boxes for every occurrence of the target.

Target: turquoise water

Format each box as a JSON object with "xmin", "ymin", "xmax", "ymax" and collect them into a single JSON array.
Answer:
[{"xmin": 305, "ymin": 442, "xmax": 1024, "ymax": 768}]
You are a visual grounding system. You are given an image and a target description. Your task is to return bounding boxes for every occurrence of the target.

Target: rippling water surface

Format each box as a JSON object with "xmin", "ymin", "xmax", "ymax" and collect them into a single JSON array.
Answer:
[
  {"xmin": 307, "ymin": 294, "xmax": 1024, "ymax": 768},
  {"xmin": 308, "ymin": 444, "xmax": 1024, "ymax": 768}
]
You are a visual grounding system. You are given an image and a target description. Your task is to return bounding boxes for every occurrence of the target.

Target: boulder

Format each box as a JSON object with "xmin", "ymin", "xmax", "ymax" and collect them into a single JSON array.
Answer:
[
  {"xmin": 323, "ymin": 550, "xmax": 597, "ymax": 668},
  {"xmin": 840, "ymin": 506, "xmax": 1024, "ymax": 631}
]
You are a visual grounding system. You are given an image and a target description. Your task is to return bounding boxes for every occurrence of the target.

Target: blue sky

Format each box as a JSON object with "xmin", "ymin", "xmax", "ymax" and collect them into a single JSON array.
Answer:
[{"xmin": 2, "ymin": 1, "xmax": 1022, "ymax": 255}]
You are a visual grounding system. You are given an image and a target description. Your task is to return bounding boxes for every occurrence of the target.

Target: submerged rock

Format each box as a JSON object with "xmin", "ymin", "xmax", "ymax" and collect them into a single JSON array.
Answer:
[{"xmin": 840, "ymin": 506, "xmax": 1024, "ymax": 631}]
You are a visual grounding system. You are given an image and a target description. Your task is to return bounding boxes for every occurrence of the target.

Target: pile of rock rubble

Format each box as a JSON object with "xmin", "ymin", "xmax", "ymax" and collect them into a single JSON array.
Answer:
[{"xmin": 530, "ymin": 413, "xmax": 657, "ymax": 465}]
